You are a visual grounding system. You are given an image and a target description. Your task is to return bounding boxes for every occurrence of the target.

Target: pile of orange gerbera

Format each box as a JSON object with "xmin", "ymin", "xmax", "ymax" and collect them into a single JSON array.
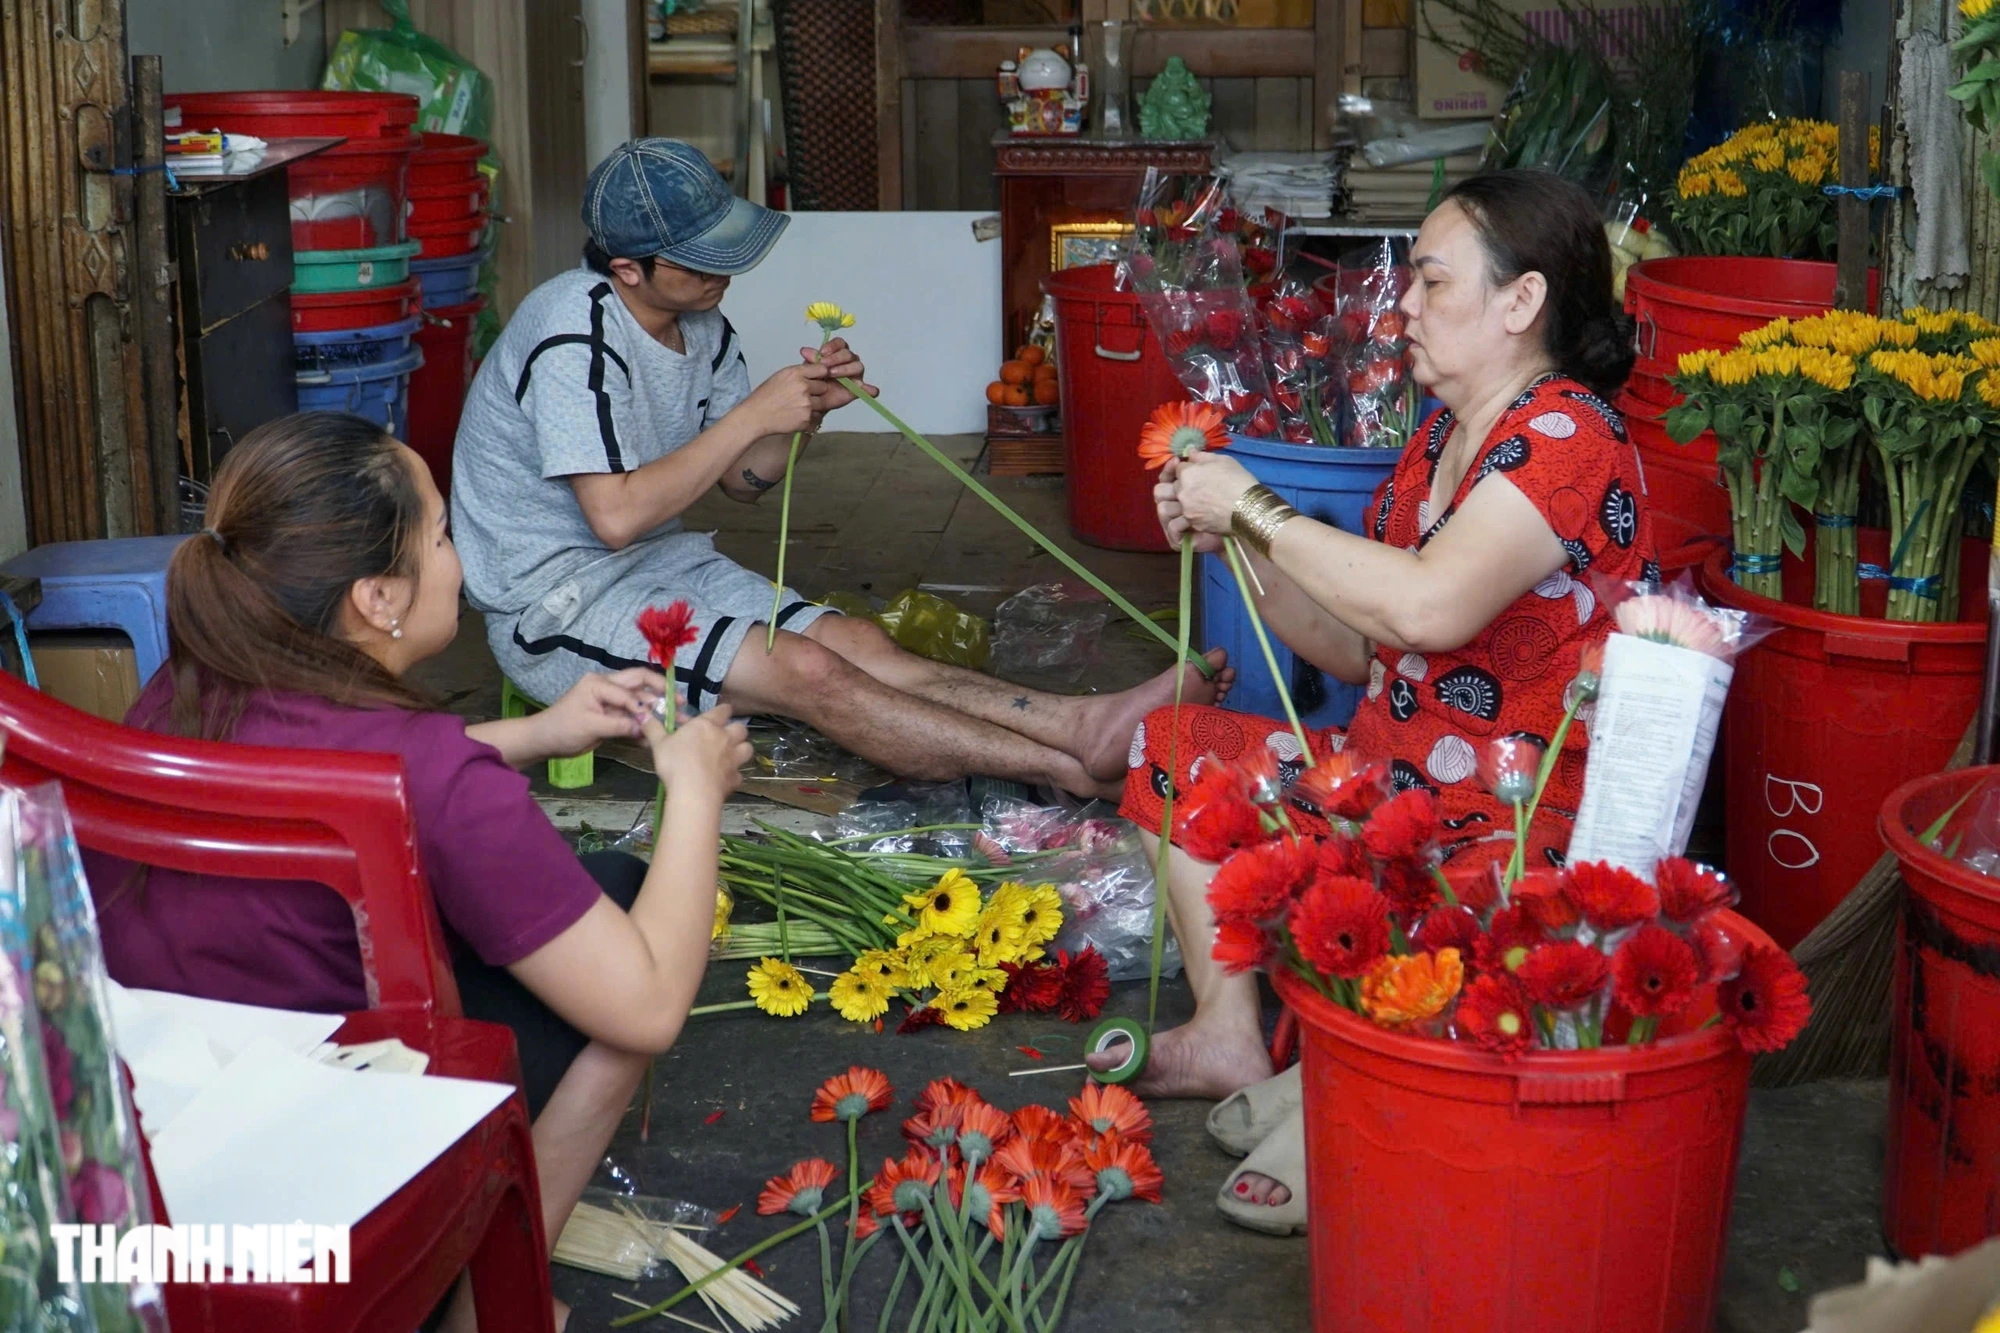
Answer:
[{"xmin": 614, "ymin": 1066, "xmax": 1163, "ymax": 1330}]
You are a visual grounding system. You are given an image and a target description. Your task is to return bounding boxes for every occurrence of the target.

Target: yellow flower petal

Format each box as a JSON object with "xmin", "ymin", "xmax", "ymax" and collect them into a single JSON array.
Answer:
[
  {"xmin": 936, "ymin": 985, "xmax": 998, "ymax": 1031},
  {"xmin": 830, "ymin": 969, "xmax": 892, "ymax": 1022},
  {"xmin": 747, "ymin": 958, "xmax": 813, "ymax": 1017}
]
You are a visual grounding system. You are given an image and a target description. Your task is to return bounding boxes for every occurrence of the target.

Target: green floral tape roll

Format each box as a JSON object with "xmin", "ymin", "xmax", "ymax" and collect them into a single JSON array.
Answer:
[{"xmin": 1088, "ymin": 1017, "xmax": 1149, "ymax": 1085}]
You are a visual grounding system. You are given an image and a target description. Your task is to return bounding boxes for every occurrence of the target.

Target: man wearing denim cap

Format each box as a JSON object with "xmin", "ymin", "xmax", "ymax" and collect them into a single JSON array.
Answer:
[{"xmin": 453, "ymin": 139, "xmax": 1228, "ymax": 795}]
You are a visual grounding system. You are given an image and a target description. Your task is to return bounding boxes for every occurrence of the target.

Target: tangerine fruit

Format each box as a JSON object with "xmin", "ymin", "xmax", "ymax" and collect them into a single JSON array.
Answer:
[{"xmin": 999, "ymin": 360, "xmax": 1032, "ymax": 386}]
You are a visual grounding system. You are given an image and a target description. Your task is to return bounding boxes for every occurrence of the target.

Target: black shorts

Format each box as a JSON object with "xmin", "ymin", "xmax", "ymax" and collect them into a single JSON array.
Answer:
[{"xmin": 452, "ymin": 849, "xmax": 647, "ymax": 1119}]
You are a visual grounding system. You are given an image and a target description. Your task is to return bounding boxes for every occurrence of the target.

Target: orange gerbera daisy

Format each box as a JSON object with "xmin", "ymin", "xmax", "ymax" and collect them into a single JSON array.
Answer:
[
  {"xmin": 1010, "ymin": 1103, "xmax": 1077, "ymax": 1145},
  {"xmin": 1083, "ymin": 1132, "xmax": 1164, "ymax": 1204},
  {"xmin": 1069, "ymin": 1083, "xmax": 1153, "ymax": 1144},
  {"xmin": 1136, "ymin": 400, "xmax": 1229, "ymax": 470},
  {"xmin": 867, "ymin": 1149, "xmax": 943, "ymax": 1219},
  {"xmin": 948, "ymin": 1162, "xmax": 1020, "ymax": 1239},
  {"xmin": 903, "ymin": 1102, "xmax": 964, "ymax": 1152},
  {"xmin": 994, "ymin": 1136, "xmax": 1095, "ymax": 1192},
  {"xmin": 810, "ymin": 1066, "xmax": 894, "ymax": 1123},
  {"xmin": 955, "ymin": 1102, "xmax": 1014, "ymax": 1165},
  {"xmin": 1019, "ymin": 1174, "xmax": 1090, "ymax": 1240},
  {"xmin": 913, "ymin": 1076, "xmax": 980, "ymax": 1117},
  {"xmin": 1359, "ymin": 948, "xmax": 1465, "ymax": 1027},
  {"xmin": 757, "ymin": 1158, "xmax": 841, "ymax": 1217}
]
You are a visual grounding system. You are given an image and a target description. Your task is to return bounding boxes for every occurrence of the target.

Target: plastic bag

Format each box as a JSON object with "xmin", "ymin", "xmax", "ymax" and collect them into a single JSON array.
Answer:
[
  {"xmin": 554, "ymin": 1185, "xmax": 718, "ymax": 1281},
  {"xmin": 1481, "ymin": 47, "xmax": 1616, "ymax": 192},
  {"xmin": 988, "ymin": 582, "xmax": 1113, "ymax": 685},
  {"xmin": 17, "ymin": 786, "xmax": 168, "ymax": 1331},
  {"xmin": 1041, "ymin": 837, "xmax": 1183, "ymax": 983},
  {"xmin": 1334, "ymin": 240, "xmax": 1420, "ymax": 450},
  {"xmin": 826, "ymin": 782, "xmax": 979, "ymax": 858},
  {"xmin": 873, "ymin": 589, "xmax": 991, "ymax": 670},
  {"xmin": 1255, "ymin": 273, "xmax": 1341, "ymax": 445},
  {"xmin": 323, "ymin": 0, "xmax": 493, "ymax": 139}
]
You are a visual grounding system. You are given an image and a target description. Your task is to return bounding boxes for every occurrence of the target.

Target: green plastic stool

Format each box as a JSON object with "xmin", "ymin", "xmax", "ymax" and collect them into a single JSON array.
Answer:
[{"xmin": 501, "ymin": 676, "xmax": 595, "ymax": 789}]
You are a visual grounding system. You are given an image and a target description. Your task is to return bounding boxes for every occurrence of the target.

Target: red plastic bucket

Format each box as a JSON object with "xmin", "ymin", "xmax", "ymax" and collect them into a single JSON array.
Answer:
[
  {"xmin": 1623, "ymin": 257, "xmax": 1877, "ymax": 404},
  {"xmin": 408, "ymin": 178, "xmax": 490, "ymax": 229},
  {"xmin": 410, "ymin": 132, "xmax": 486, "ymax": 188},
  {"xmin": 290, "ymin": 278, "xmax": 422, "ymax": 334},
  {"xmin": 287, "ymin": 132, "xmax": 419, "ymax": 252},
  {"xmin": 1042, "ymin": 264, "xmax": 1189, "ymax": 552},
  {"xmin": 1880, "ymin": 766, "xmax": 2000, "ymax": 1258},
  {"xmin": 406, "ymin": 295, "xmax": 486, "ymax": 494},
  {"xmin": 409, "ymin": 215, "xmax": 487, "ymax": 259},
  {"xmin": 1697, "ymin": 544, "xmax": 1987, "ymax": 951},
  {"xmin": 1273, "ymin": 930, "xmax": 1758, "ymax": 1333},
  {"xmin": 1618, "ymin": 390, "xmax": 1729, "ymax": 539},
  {"xmin": 166, "ymin": 90, "xmax": 418, "ymax": 141}
]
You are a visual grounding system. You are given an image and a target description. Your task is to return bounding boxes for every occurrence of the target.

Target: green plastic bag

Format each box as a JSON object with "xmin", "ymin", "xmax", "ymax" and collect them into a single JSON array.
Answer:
[
  {"xmin": 873, "ymin": 590, "xmax": 991, "ymax": 670},
  {"xmin": 323, "ymin": 0, "xmax": 492, "ymax": 140}
]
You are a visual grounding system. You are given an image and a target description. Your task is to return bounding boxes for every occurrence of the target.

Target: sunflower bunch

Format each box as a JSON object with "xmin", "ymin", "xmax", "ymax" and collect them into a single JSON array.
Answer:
[
  {"xmin": 1903, "ymin": 304, "xmax": 2000, "ymax": 355},
  {"xmin": 1953, "ymin": 0, "xmax": 2000, "ymax": 197},
  {"xmin": 1670, "ymin": 119, "xmax": 1877, "ymax": 260}
]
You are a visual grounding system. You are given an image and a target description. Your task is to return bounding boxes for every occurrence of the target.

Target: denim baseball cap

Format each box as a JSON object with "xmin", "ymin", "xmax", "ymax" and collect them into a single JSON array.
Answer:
[{"xmin": 582, "ymin": 138, "xmax": 788, "ymax": 276}]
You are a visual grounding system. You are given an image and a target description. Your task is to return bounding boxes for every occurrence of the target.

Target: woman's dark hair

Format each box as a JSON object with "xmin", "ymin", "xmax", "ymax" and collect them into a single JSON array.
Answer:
[
  {"xmin": 1440, "ymin": 170, "xmax": 1635, "ymax": 398},
  {"xmin": 156, "ymin": 412, "xmax": 432, "ymax": 740},
  {"xmin": 583, "ymin": 240, "xmax": 656, "ymax": 280}
]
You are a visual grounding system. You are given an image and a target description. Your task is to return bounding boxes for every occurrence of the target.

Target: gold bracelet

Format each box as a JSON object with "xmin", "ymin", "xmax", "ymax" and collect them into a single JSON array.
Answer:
[{"xmin": 1231, "ymin": 485, "xmax": 1300, "ymax": 559}]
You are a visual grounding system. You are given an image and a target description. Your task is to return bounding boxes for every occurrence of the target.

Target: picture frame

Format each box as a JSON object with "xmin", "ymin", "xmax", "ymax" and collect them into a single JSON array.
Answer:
[{"xmin": 1049, "ymin": 220, "xmax": 1135, "ymax": 271}]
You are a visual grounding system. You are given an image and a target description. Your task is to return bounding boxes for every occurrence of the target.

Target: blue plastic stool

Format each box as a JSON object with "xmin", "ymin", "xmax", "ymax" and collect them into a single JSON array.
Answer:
[{"xmin": 2, "ymin": 536, "xmax": 188, "ymax": 683}]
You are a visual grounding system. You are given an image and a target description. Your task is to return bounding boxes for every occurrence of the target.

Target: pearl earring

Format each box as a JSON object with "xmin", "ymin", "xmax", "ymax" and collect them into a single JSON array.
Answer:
[{"xmin": 390, "ymin": 619, "xmax": 403, "ymax": 641}]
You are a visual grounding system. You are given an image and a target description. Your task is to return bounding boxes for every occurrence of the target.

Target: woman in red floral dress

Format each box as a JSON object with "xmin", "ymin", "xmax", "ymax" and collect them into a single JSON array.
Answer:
[{"xmin": 1110, "ymin": 171, "xmax": 1657, "ymax": 1233}]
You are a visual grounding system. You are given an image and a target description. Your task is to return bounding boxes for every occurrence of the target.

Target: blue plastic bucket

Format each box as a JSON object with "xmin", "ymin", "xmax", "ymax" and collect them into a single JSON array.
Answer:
[
  {"xmin": 410, "ymin": 248, "xmax": 485, "ymax": 309},
  {"xmin": 295, "ymin": 347, "xmax": 423, "ymax": 437},
  {"xmin": 1199, "ymin": 433, "xmax": 1401, "ymax": 731},
  {"xmin": 293, "ymin": 314, "xmax": 422, "ymax": 373}
]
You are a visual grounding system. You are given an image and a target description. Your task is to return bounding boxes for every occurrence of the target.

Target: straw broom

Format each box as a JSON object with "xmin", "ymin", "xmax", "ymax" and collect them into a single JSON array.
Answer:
[
  {"xmin": 556, "ymin": 1199, "xmax": 801, "ymax": 1329},
  {"xmin": 1752, "ymin": 715, "xmax": 1977, "ymax": 1086}
]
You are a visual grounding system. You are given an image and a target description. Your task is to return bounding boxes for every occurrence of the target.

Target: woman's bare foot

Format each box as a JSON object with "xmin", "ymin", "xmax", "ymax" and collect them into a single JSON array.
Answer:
[
  {"xmin": 1229, "ymin": 1172, "xmax": 1292, "ymax": 1207},
  {"xmin": 1076, "ymin": 649, "xmax": 1235, "ymax": 784},
  {"xmin": 1086, "ymin": 1017, "xmax": 1272, "ymax": 1100},
  {"xmin": 554, "ymin": 1296, "xmax": 571, "ymax": 1332}
]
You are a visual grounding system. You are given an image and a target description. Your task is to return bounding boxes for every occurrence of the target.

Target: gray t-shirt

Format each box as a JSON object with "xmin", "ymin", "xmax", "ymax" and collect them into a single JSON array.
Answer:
[{"xmin": 451, "ymin": 266, "xmax": 752, "ymax": 618}]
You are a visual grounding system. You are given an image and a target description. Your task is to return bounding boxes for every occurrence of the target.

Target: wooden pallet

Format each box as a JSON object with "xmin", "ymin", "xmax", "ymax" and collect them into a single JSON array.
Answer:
[{"xmin": 984, "ymin": 406, "xmax": 1065, "ymax": 476}]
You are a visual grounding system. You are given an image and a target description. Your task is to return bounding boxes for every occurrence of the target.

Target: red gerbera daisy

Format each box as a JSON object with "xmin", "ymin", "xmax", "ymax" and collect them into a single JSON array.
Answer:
[
  {"xmin": 1513, "ymin": 870, "xmax": 1580, "ymax": 934},
  {"xmin": 997, "ymin": 960, "xmax": 1064, "ymax": 1014},
  {"xmin": 1288, "ymin": 874, "xmax": 1392, "ymax": 979},
  {"xmin": 954, "ymin": 1102, "xmax": 1014, "ymax": 1165},
  {"xmin": 1292, "ymin": 754, "xmax": 1390, "ymax": 822},
  {"xmin": 1561, "ymin": 862, "xmax": 1660, "ymax": 934},
  {"xmin": 1445, "ymin": 859, "xmax": 1505, "ymax": 916},
  {"xmin": 757, "ymin": 1158, "xmax": 840, "ymax": 1216},
  {"xmin": 897, "ymin": 1002, "xmax": 943, "ymax": 1034},
  {"xmin": 1611, "ymin": 924, "xmax": 1701, "ymax": 1019},
  {"xmin": 1718, "ymin": 944, "xmax": 1812, "ymax": 1053},
  {"xmin": 994, "ymin": 1136, "xmax": 1094, "ymax": 1193},
  {"xmin": 1207, "ymin": 838, "xmax": 1315, "ymax": 923},
  {"xmin": 1412, "ymin": 903, "xmax": 1482, "ymax": 957},
  {"xmin": 1689, "ymin": 912, "xmax": 1748, "ymax": 984},
  {"xmin": 1055, "ymin": 948, "xmax": 1111, "ymax": 1023},
  {"xmin": 1173, "ymin": 763, "xmax": 1268, "ymax": 863},
  {"xmin": 810, "ymin": 1066, "xmax": 893, "ymax": 1123},
  {"xmin": 948, "ymin": 1162, "xmax": 1020, "ymax": 1239},
  {"xmin": 1019, "ymin": 1173, "xmax": 1091, "ymax": 1239},
  {"xmin": 636, "ymin": 601, "xmax": 699, "ymax": 668},
  {"xmin": 1361, "ymin": 789, "xmax": 1441, "ymax": 864},
  {"xmin": 1212, "ymin": 917, "xmax": 1276, "ymax": 974},
  {"xmin": 1377, "ymin": 859, "xmax": 1442, "ymax": 923},
  {"xmin": 1313, "ymin": 834, "xmax": 1368, "ymax": 879},
  {"xmin": 867, "ymin": 1149, "xmax": 942, "ymax": 1218},
  {"xmin": 1654, "ymin": 858, "xmax": 1735, "ymax": 923},
  {"xmin": 1515, "ymin": 941, "xmax": 1612, "ymax": 1011},
  {"xmin": 1455, "ymin": 973, "xmax": 1536, "ymax": 1056},
  {"xmin": 1136, "ymin": 401, "xmax": 1229, "ymax": 470},
  {"xmin": 1011, "ymin": 1104, "xmax": 1077, "ymax": 1145},
  {"xmin": 1069, "ymin": 1083, "xmax": 1153, "ymax": 1144},
  {"xmin": 1083, "ymin": 1132, "xmax": 1164, "ymax": 1204},
  {"xmin": 1472, "ymin": 903, "xmax": 1544, "ymax": 976}
]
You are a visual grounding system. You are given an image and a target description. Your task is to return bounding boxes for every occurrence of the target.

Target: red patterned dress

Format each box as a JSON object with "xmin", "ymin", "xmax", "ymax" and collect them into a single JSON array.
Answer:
[{"xmin": 1121, "ymin": 374, "xmax": 1659, "ymax": 868}]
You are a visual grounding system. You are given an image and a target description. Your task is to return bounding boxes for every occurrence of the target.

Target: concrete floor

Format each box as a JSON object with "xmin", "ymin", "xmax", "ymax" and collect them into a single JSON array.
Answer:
[{"xmin": 418, "ymin": 434, "xmax": 1892, "ymax": 1332}]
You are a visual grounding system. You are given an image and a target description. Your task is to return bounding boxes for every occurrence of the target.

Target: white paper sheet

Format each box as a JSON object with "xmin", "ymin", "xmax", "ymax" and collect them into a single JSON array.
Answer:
[
  {"xmin": 108, "ymin": 983, "xmax": 346, "ymax": 1138},
  {"xmin": 147, "ymin": 1037, "xmax": 511, "ymax": 1231}
]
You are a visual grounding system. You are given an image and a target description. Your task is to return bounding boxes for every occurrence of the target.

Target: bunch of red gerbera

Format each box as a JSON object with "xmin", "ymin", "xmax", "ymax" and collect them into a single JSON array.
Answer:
[{"xmin": 1191, "ymin": 741, "xmax": 1812, "ymax": 1059}]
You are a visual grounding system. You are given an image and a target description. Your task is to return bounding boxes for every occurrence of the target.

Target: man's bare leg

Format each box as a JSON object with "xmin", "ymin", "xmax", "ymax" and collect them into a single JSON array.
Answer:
[
  {"xmin": 803, "ymin": 615, "xmax": 1233, "ymax": 783},
  {"xmin": 722, "ymin": 628, "xmax": 1115, "ymax": 795}
]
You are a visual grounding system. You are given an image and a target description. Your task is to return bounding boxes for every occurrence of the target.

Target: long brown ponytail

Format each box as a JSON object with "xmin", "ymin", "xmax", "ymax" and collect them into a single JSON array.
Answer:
[{"xmin": 155, "ymin": 412, "xmax": 434, "ymax": 740}]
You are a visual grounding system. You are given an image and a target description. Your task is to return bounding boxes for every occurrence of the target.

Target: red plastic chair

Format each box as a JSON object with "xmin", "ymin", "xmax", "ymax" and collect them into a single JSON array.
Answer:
[{"xmin": 0, "ymin": 673, "xmax": 555, "ymax": 1333}]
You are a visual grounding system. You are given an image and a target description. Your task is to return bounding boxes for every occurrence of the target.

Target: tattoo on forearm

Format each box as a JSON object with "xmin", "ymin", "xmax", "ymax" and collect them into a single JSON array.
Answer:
[{"xmin": 740, "ymin": 467, "xmax": 778, "ymax": 491}]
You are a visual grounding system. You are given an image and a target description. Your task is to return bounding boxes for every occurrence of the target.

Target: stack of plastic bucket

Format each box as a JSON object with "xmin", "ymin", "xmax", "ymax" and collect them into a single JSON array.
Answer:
[
  {"xmin": 404, "ymin": 133, "xmax": 493, "ymax": 494},
  {"xmin": 166, "ymin": 90, "xmax": 425, "ymax": 435}
]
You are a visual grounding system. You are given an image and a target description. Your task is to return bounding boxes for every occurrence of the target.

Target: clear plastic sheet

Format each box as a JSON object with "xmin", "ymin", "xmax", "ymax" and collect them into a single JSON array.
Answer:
[
  {"xmin": 1333, "ymin": 240, "xmax": 1420, "ymax": 450},
  {"xmin": 988, "ymin": 582, "xmax": 1113, "ymax": 685}
]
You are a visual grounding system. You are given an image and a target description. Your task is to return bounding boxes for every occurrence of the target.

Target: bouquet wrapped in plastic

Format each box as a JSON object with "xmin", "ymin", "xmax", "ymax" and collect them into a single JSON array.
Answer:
[
  {"xmin": 1333, "ymin": 240, "xmax": 1420, "ymax": 450},
  {"xmin": 1253, "ymin": 274, "xmax": 1341, "ymax": 445}
]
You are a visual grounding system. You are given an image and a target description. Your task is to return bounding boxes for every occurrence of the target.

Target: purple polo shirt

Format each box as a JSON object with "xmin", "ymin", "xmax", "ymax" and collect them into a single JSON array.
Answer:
[{"xmin": 83, "ymin": 678, "xmax": 604, "ymax": 1015}]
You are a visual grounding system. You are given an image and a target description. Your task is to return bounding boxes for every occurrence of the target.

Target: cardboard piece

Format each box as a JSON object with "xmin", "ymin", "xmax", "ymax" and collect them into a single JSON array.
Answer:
[
  {"xmin": 1413, "ymin": 0, "xmax": 1670, "ymax": 119},
  {"xmin": 30, "ymin": 632, "xmax": 139, "ymax": 721},
  {"xmin": 1803, "ymin": 1241, "xmax": 2000, "ymax": 1333}
]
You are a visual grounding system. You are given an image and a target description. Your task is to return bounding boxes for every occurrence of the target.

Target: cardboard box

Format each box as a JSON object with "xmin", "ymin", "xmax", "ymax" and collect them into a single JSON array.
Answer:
[
  {"xmin": 31, "ymin": 633, "xmax": 141, "ymax": 723},
  {"xmin": 1414, "ymin": 0, "xmax": 1667, "ymax": 119}
]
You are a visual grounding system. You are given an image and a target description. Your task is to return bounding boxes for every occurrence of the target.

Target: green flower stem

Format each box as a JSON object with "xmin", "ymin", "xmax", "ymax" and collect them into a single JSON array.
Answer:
[
  {"xmin": 1148, "ymin": 537, "xmax": 1194, "ymax": 1034},
  {"xmin": 767, "ymin": 429, "xmax": 807, "ymax": 651},
  {"xmin": 893, "ymin": 1218, "xmax": 945, "ymax": 1333},
  {"xmin": 816, "ymin": 1218, "xmax": 837, "ymax": 1329},
  {"xmin": 836, "ymin": 376, "xmax": 1212, "ymax": 677},
  {"xmin": 687, "ymin": 999, "xmax": 759, "ymax": 1017},
  {"xmin": 880, "ymin": 1248, "xmax": 917, "ymax": 1333},
  {"xmin": 919, "ymin": 1193, "xmax": 990, "ymax": 1333},
  {"xmin": 610, "ymin": 1188, "xmax": 858, "ymax": 1326},
  {"xmin": 1005, "ymin": 1235, "xmax": 1040, "ymax": 1333},
  {"xmin": 1506, "ymin": 695, "xmax": 1584, "ymax": 894},
  {"xmin": 1224, "ymin": 537, "xmax": 1312, "ymax": 761},
  {"xmin": 843, "ymin": 1118, "xmax": 862, "ymax": 1327},
  {"xmin": 1627, "ymin": 1014, "xmax": 1659, "ymax": 1046},
  {"xmin": 821, "ymin": 824, "xmax": 985, "ymax": 845}
]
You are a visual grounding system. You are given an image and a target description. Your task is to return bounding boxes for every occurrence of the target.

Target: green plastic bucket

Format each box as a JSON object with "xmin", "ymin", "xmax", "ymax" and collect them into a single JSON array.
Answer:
[{"xmin": 292, "ymin": 241, "xmax": 423, "ymax": 294}]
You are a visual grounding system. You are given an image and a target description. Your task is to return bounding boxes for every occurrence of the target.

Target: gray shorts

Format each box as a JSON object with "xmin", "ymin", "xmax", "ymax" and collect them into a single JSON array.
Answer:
[{"xmin": 488, "ymin": 529, "xmax": 838, "ymax": 710}]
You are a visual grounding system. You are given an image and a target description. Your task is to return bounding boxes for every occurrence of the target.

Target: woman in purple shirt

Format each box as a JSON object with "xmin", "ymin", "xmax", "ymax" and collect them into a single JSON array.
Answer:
[{"xmin": 85, "ymin": 412, "xmax": 750, "ymax": 1331}]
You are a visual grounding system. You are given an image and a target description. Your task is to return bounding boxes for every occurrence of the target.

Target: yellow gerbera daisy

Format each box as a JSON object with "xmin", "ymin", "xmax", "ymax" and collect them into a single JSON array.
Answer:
[
  {"xmin": 902, "ymin": 869, "xmax": 983, "ymax": 940},
  {"xmin": 829, "ymin": 968, "xmax": 893, "ymax": 1023},
  {"xmin": 936, "ymin": 985, "xmax": 999, "ymax": 1032},
  {"xmin": 926, "ymin": 948, "xmax": 983, "ymax": 992},
  {"xmin": 712, "ymin": 887, "xmax": 733, "ymax": 942},
  {"xmin": 747, "ymin": 958, "xmax": 813, "ymax": 1017},
  {"xmin": 972, "ymin": 896, "xmax": 1029, "ymax": 966},
  {"xmin": 901, "ymin": 937, "xmax": 970, "ymax": 989},
  {"xmin": 1016, "ymin": 883, "xmax": 1065, "ymax": 949},
  {"xmin": 851, "ymin": 948, "xmax": 911, "ymax": 987},
  {"xmin": 805, "ymin": 301, "xmax": 856, "ymax": 334}
]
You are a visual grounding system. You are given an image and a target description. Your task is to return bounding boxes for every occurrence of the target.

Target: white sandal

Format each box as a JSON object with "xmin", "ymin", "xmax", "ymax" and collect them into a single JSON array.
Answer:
[
  {"xmin": 1215, "ymin": 1103, "xmax": 1307, "ymax": 1236},
  {"xmin": 1205, "ymin": 1063, "xmax": 1302, "ymax": 1157}
]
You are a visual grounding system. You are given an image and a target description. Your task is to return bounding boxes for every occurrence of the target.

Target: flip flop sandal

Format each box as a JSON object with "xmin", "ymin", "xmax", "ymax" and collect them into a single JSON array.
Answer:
[
  {"xmin": 1206, "ymin": 1062, "xmax": 1302, "ymax": 1157},
  {"xmin": 1215, "ymin": 1103, "xmax": 1307, "ymax": 1237}
]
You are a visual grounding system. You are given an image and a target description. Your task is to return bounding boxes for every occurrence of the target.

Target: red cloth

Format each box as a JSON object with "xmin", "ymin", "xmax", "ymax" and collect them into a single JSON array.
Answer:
[{"xmin": 1121, "ymin": 374, "xmax": 1656, "ymax": 868}]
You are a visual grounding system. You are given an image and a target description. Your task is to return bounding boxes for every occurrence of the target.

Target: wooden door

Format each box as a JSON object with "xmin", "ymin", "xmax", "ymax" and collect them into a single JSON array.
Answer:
[{"xmin": 528, "ymin": 0, "xmax": 589, "ymax": 283}]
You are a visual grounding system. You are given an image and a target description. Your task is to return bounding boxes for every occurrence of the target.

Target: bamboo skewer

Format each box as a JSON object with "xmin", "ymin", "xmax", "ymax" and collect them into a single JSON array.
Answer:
[{"xmin": 557, "ymin": 1200, "xmax": 801, "ymax": 1329}]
